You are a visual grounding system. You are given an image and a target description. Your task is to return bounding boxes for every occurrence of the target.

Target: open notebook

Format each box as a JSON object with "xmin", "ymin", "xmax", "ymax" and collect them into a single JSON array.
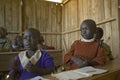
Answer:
[{"xmin": 52, "ymin": 66, "xmax": 108, "ymax": 80}]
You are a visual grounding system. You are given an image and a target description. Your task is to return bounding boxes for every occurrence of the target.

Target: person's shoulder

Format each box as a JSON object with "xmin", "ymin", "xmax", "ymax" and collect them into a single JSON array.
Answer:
[
  {"xmin": 102, "ymin": 42, "xmax": 111, "ymax": 51},
  {"xmin": 41, "ymin": 49, "xmax": 47, "ymax": 53},
  {"xmin": 41, "ymin": 50, "xmax": 50, "ymax": 55},
  {"xmin": 74, "ymin": 40, "xmax": 81, "ymax": 42},
  {"xmin": 73, "ymin": 40, "xmax": 81, "ymax": 44},
  {"xmin": 103, "ymin": 43, "xmax": 110, "ymax": 47},
  {"xmin": 41, "ymin": 50, "xmax": 53, "ymax": 59}
]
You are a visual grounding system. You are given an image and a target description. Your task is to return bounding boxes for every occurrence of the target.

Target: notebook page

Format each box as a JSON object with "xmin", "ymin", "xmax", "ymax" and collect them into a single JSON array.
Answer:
[{"xmin": 74, "ymin": 66, "xmax": 108, "ymax": 76}]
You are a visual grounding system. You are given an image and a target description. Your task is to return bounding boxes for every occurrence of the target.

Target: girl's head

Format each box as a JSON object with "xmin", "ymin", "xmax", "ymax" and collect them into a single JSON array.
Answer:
[
  {"xmin": 23, "ymin": 28, "xmax": 41, "ymax": 51},
  {"xmin": 80, "ymin": 19, "xmax": 97, "ymax": 39},
  {"xmin": 96, "ymin": 27, "xmax": 103, "ymax": 40},
  {"xmin": 14, "ymin": 35, "xmax": 23, "ymax": 47}
]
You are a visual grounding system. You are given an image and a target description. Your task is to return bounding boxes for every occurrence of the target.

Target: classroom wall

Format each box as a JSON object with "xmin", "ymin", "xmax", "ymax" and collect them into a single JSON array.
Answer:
[
  {"xmin": 62, "ymin": 0, "xmax": 119, "ymax": 58},
  {"xmin": 0, "ymin": 0, "xmax": 62, "ymax": 50},
  {"xmin": 22, "ymin": 0, "xmax": 62, "ymax": 49},
  {"xmin": 118, "ymin": 0, "xmax": 120, "ymax": 40},
  {"xmin": 0, "ymin": 0, "xmax": 21, "ymax": 40},
  {"xmin": 0, "ymin": 0, "xmax": 119, "ymax": 57}
]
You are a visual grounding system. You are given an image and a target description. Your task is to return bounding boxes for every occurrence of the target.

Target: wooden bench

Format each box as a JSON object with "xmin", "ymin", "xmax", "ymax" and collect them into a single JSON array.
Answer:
[
  {"xmin": 0, "ymin": 52, "xmax": 19, "ymax": 72},
  {"xmin": 46, "ymin": 50, "xmax": 63, "ymax": 66}
]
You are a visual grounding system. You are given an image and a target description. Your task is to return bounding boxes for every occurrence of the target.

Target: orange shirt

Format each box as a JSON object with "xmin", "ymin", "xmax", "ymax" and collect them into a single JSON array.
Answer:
[{"xmin": 64, "ymin": 40, "xmax": 106, "ymax": 69}]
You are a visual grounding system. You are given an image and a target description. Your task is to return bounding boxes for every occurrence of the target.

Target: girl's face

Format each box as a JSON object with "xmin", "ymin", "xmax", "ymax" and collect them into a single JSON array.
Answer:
[
  {"xmin": 23, "ymin": 30, "xmax": 38, "ymax": 51},
  {"xmin": 80, "ymin": 23, "xmax": 95, "ymax": 39}
]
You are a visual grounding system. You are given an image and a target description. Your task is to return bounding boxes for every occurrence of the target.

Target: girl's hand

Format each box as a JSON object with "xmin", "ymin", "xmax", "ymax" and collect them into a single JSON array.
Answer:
[
  {"xmin": 26, "ymin": 61, "xmax": 38, "ymax": 73},
  {"xmin": 71, "ymin": 56, "xmax": 87, "ymax": 67}
]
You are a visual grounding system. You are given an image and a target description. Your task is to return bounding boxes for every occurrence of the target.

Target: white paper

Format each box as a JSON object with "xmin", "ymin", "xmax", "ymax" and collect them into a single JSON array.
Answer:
[
  {"xmin": 29, "ymin": 76, "xmax": 49, "ymax": 80},
  {"xmin": 52, "ymin": 66, "xmax": 108, "ymax": 80},
  {"xmin": 74, "ymin": 66, "xmax": 108, "ymax": 76}
]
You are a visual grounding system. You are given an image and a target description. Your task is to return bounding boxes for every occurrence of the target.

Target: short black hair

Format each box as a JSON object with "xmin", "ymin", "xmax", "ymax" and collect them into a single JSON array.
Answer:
[
  {"xmin": 25, "ymin": 28, "xmax": 41, "ymax": 41},
  {"xmin": 80, "ymin": 19, "xmax": 97, "ymax": 32}
]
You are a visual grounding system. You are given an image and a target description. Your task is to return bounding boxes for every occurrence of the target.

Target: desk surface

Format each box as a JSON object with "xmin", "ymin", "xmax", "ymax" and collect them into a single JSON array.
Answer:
[{"xmin": 43, "ymin": 56, "xmax": 120, "ymax": 80}]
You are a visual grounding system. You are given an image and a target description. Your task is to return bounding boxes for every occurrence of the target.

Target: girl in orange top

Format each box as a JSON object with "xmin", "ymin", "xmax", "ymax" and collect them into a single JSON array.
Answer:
[{"xmin": 64, "ymin": 19, "xmax": 106, "ymax": 70}]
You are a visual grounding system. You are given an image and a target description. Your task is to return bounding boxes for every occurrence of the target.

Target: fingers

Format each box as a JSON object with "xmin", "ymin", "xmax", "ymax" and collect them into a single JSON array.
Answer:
[
  {"xmin": 71, "ymin": 56, "xmax": 85, "ymax": 67},
  {"xmin": 25, "ymin": 61, "xmax": 33, "ymax": 72}
]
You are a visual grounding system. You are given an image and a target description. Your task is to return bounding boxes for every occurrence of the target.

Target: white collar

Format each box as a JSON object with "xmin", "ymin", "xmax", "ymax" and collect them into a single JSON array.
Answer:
[
  {"xmin": 18, "ymin": 50, "xmax": 41, "ymax": 69},
  {"xmin": 81, "ymin": 38, "xmax": 95, "ymax": 42}
]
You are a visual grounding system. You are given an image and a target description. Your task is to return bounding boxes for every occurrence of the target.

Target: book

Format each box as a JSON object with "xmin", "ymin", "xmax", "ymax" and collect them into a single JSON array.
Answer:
[{"xmin": 52, "ymin": 66, "xmax": 108, "ymax": 80}]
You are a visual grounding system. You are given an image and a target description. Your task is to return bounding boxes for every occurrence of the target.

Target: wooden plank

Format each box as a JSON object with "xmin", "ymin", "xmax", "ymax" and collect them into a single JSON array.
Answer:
[
  {"xmin": 63, "ymin": 3, "xmax": 69, "ymax": 50},
  {"xmin": 87, "ymin": 0, "xmax": 92, "ymax": 19},
  {"xmin": 62, "ymin": 4, "xmax": 65, "ymax": 32},
  {"xmin": 0, "ymin": 0, "xmax": 4, "ymax": 27},
  {"xmin": 0, "ymin": 53, "xmax": 18, "ymax": 72},
  {"xmin": 24, "ymin": 0, "xmax": 34, "ymax": 28},
  {"xmin": 36, "ymin": 0, "xmax": 39, "ymax": 29},
  {"xmin": 11, "ymin": 0, "xmax": 20, "ymax": 32},
  {"xmin": 46, "ymin": 2, "xmax": 52, "ymax": 49},
  {"xmin": 7, "ymin": 31, "xmax": 62, "ymax": 35},
  {"xmin": 111, "ymin": 0, "xmax": 119, "ymax": 58},
  {"xmin": 62, "ymin": 0, "xmax": 70, "ymax": 4},
  {"xmin": 64, "ymin": 4, "xmax": 67, "ymax": 32},
  {"xmin": 93, "ymin": 0, "xmax": 99, "ymax": 20},
  {"xmin": 67, "ymin": 1, "xmax": 71, "ymax": 32},
  {"xmin": 82, "ymin": 0, "xmax": 88, "ymax": 19},
  {"xmin": 51, "ymin": 3, "xmax": 57, "ymax": 49},
  {"xmin": 118, "ymin": 6, "xmax": 120, "ymax": 8},
  {"xmin": 56, "ymin": 5, "xmax": 62, "ymax": 49},
  {"xmin": 47, "ymin": 50, "xmax": 62, "ymax": 66},
  {"xmin": 98, "ymin": 0, "xmax": 105, "ymax": 37},
  {"xmin": 104, "ymin": 0, "xmax": 112, "ymax": 55},
  {"xmin": 62, "ymin": 18, "xmax": 116, "ymax": 35},
  {"xmin": 19, "ymin": 0, "xmax": 23, "ymax": 35},
  {"xmin": 5, "ymin": 0, "xmax": 12, "ymax": 30},
  {"xmin": 97, "ymin": 18, "xmax": 116, "ymax": 25},
  {"xmin": 67, "ymin": 1, "xmax": 70, "ymax": 49},
  {"xmin": 77, "ymin": 0, "xmax": 83, "ymax": 28},
  {"xmin": 71, "ymin": 0, "xmax": 77, "ymax": 47}
]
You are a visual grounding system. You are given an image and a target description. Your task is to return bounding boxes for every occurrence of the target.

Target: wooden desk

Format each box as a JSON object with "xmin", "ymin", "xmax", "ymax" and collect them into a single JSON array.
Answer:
[
  {"xmin": 0, "ymin": 52, "xmax": 19, "ymax": 72},
  {"xmin": 0, "ymin": 50, "xmax": 62, "ymax": 72},
  {"xmin": 43, "ymin": 57, "xmax": 120, "ymax": 80},
  {"xmin": 46, "ymin": 50, "xmax": 62, "ymax": 66}
]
